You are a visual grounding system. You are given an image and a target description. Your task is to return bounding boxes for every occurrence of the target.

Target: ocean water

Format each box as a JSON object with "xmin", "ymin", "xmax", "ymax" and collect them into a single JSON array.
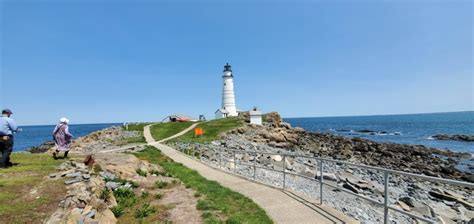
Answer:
[
  {"xmin": 12, "ymin": 123, "xmax": 120, "ymax": 152},
  {"xmin": 285, "ymin": 111, "xmax": 474, "ymax": 154}
]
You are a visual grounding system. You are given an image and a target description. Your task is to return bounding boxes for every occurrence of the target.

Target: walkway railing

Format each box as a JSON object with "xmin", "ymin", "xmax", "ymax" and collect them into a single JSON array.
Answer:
[{"xmin": 178, "ymin": 147, "xmax": 474, "ymax": 224}]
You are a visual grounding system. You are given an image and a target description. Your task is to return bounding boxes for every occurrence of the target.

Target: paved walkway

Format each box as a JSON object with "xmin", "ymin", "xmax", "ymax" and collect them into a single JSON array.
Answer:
[{"xmin": 144, "ymin": 124, "xmax": 358, "ymax": 224}]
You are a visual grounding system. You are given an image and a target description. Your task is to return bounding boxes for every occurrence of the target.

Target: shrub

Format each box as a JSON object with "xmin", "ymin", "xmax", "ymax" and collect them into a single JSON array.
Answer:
[
  {"xmin": 136, "ymin": 169, "xmax": 147, "ymax": 177},
  {"xmin": 155, "ymin": 181, "xmax": 168, "ymax": 189},
  {"xmin": 155, "ymin": 193, "xmax": 163, "ymax": 199},
  {"xmin": 134, "ymin": 202, "xmax": 156, "ymax": 219},
  {"xmin": 93, "ymin": 164, "xmax": 102, "ymax": 173},
  {"xmin": 114, "ymin": 187, "xmax": 135, "ymax": 199},
  {"xmin": 111, "ymin": 206, "xmax": 124, "ymax": 217},
  {"xmin": 149, "ymin": 170, "xmax": 166, "ymax": 176},
  {"xmin": 114, "ymin": 187, "xmax": 137, "ymax": 208},
  {"xmin": 194, "ymin": 192, "xmax": 201, "ymax": 198},
  {"xmin": 99, "ymin": 188, "xmax": 111, "ymax": 201},
  {"xmin": 141, "ymin": 191, "xmax": 150, "ymax": 199},
  {"xmin": 150, "ymin": 170, "xmax": 173, "ymax": 177}
]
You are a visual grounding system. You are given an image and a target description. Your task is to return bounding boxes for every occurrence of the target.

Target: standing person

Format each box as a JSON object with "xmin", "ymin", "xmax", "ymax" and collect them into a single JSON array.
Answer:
[
  {"xmin": 52, "ymin": 118, "xmax": 73, "ymax": 159},
  {"xmin": 0, "ymin": 109, "xmax": 18, "ymax": 168}
]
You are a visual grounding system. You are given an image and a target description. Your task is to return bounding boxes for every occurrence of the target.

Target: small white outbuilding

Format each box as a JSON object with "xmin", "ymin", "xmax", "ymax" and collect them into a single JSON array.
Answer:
[
  {"xmin": 215, "ymin": 108, "xmax": 229, "ymax": 119},
  {"xmin": 249, "ymin": 107, "xmax": 262, "ymax": 125}
]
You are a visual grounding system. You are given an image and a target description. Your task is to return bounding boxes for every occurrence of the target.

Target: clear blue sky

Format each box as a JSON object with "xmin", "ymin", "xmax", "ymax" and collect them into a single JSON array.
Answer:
[{"xmin": 1, "ymin": 0, "xmax": 472, "ymax": 125}]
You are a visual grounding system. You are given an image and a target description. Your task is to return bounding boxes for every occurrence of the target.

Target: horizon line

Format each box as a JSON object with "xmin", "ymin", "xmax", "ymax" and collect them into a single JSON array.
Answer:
[
  {"xmin": 17, "ymin": 110, "xmax": 473, "ymax": 126},
  {"xmin": 284, "ymin": 110, "xmax": 473, "ymax": 120}
]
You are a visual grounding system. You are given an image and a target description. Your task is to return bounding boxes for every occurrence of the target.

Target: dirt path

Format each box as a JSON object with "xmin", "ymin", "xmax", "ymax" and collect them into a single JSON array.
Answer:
[{"xmin": 144, "ymin": 124, "xmax": 358, "ymax": 224}]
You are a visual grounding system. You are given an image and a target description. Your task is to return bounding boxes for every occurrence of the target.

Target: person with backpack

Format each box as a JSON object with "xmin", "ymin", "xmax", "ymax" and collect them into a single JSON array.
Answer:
[{"xmin": 52, "ymin": 118, "xmax": 73, "ymax": 159}]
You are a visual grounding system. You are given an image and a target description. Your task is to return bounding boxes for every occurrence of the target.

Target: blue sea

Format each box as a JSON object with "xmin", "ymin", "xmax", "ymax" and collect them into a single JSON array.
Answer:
[
  {"xmin": 285, "ymin": 111, "xmax": 474, "ymax": 154},
  {"xmin": 11, "ymin": 112, "xmax": 474, "ymax": 156},
  {"xmin": 13, "ymin": 123, "xmax": 120, "ymax": 152}
]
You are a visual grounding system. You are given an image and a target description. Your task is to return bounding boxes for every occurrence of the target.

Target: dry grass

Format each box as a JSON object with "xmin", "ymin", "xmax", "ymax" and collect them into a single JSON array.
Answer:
[{"xmin": 0, "ymin": 153, "xmax": 70, "ymax": 223}]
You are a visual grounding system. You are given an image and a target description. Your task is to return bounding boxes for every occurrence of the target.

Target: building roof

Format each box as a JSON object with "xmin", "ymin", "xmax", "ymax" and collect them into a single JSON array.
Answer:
[
  {"xmin": 249, "ymin": 107, "xmax": 262, "ymax": 116},
  {"xmin": 215, "ymin": 108, "xmax": 229, "ymax": 114}
]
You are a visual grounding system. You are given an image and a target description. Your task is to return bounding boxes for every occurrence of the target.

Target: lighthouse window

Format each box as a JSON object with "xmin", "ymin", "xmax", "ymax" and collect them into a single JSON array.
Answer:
[{"xmin": 224, "ymin": 83, "xmax": 226, "ymax": 86}]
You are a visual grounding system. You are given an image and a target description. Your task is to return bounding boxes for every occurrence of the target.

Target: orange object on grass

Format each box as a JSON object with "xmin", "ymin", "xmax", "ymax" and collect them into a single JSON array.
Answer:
[{"xmin": 194, "ymin": 128, "xmax": 204, "ymax": 137}]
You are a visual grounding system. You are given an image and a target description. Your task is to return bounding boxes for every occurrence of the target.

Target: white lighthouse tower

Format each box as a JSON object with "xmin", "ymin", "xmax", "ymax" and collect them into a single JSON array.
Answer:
[{"xmin": 215, "ymin": 63, "xmax": 238, "ymax": 119}]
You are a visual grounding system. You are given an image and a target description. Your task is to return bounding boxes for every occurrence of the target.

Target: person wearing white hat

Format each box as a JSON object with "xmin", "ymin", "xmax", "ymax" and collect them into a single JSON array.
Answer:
[{"xmin": 52, "ymin": 117, "xmax": 73, "ymax": 159}]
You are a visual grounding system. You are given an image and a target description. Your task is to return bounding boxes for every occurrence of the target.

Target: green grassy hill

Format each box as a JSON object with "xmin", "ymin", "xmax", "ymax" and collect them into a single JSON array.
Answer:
[
  {"xmin": 150, "ymin": 122, "xmax": 196, "ymax": 141},
  {"xmin": 168, "ymin": 117, "xmax": 244, "ymax": 143}
]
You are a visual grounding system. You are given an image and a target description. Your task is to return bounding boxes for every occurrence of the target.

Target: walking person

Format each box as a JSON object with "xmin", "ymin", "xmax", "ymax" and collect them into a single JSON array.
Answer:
[
  {"xmin": 0, "ymin": 109, "xmax": 18, "ymax": 168},
  {"xmin": 52, "ymin": 118, "xmax": 73, "ymax": 159}
]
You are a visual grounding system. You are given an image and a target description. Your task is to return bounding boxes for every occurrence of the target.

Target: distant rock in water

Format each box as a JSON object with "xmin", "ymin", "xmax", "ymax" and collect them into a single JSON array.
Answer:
[
  {"xmin": 28, "ymin": 141, "xmax": 55, "ymax": 153},
  {"xmin": 348, "ymin": 129, "xmax": 400, "ymax": 136},
  {"xmin": 357, "ymin": 129, "xmax": 376, "ymax": 133},
  {"xmin": 432, "ymin": 134, "xmax": 474, "ymax": 142}
]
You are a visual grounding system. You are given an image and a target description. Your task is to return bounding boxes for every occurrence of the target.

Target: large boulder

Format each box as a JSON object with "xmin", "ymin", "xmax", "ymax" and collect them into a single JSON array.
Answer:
[
  {"xmin": 264, "ymin": 112, "xmax": 282, "ymax": 126},
  {"xmin": 95, "ymin": 209, "xmax": 117, "ymax": 223}
]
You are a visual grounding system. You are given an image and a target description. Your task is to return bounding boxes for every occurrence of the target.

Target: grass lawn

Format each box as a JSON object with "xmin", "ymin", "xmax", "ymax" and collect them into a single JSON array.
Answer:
[
  {"xmin": 124, "ymin": 123, "xmax": 153, "ymax": 132},
  {"xmin": 150, "ymin": 122, "xmax": 195, "ymax": 141},
  {"xmin": 123, "ymin": 123, "xmax": 153, "ymax": 143},
  {"xmin": 135, "ymin": 146, "xmax": 273, "ymax": 224},
  {"xmin": 168, "ymin": 117, "xmax": 244, "ymax": 144},
  {"xmin": 0, "ymin": 153, "xmax": 70, "ymax": 223}
]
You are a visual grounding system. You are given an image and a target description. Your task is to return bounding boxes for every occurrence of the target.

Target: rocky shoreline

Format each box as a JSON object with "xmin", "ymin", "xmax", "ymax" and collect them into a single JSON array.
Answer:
[
  {"xmin": 27, "ymin": 126, "xmax": 143, "ymax": 154},
  {"xmin": 432, "ymin": 134, "xmax": 474, "ymax": 142},
  {"xmin": 229, "ymin": 113, "xmax": 473, "ymax": 182}
]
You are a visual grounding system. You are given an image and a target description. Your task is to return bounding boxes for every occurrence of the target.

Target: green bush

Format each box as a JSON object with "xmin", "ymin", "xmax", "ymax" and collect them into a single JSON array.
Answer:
[
  {"xmin": 111, "ymin": 206, "xmax": 124, "ymax": 217},
  {"xmin": 114, "ymin": 187, "xmax": 135, "ymax": 199},
  {"xmin": 155, "ymin": 193, "xmax": 163, "ymax": 199},
  {"xmin": 94, "ymin": 164, "xmax": 102, "ymax": 173},
  {"xmin": 155, "ymin": 181, "xmax": 168, "ymax": 189},
  {"xmin": 99, "ymin": 188, "xmax": 111, "ymax": 201},
  {"xmin": 134, "ymin": 202, "xmax": 156, "ymax": 219},
  {"xmin": 136, "ymin": 169, "xmax": 147, "ymax": 177},
  {"xmin": 141, "ymin": 191, "xmax": 150, "ymax": 199},
  {"xmin": 149, "ymin": 170, "xmax": 173, "ymax": 177}
]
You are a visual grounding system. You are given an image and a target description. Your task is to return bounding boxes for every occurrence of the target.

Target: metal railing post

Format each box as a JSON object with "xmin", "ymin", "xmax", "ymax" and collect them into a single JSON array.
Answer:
[
  {"xmin": 384, "ymin": 171, "xmax": 389, "ymax": 224},
  {"xmin": 233, "ymin": 151, "xmax": 236, "ymax": 173},
  {"xmin": 283, "ymin": 155, "xmax": 286, "ymax": 189},
  {"xmin": 253, "ymin": 153, "xmax": 257, "ymax": 180},
  {"xmin": 219, "ymin": 150, "xmax": 222, "ymax": 169},
  {"xmin": 319, "ymin": 159, "xmax": 323, "ymax": 205}
]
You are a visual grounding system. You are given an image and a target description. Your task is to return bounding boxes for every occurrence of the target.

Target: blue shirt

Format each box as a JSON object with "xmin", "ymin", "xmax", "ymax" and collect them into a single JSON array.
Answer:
[{"xmin": 0, "ymin": 116, "xmax": 18, "ymax": 135}]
